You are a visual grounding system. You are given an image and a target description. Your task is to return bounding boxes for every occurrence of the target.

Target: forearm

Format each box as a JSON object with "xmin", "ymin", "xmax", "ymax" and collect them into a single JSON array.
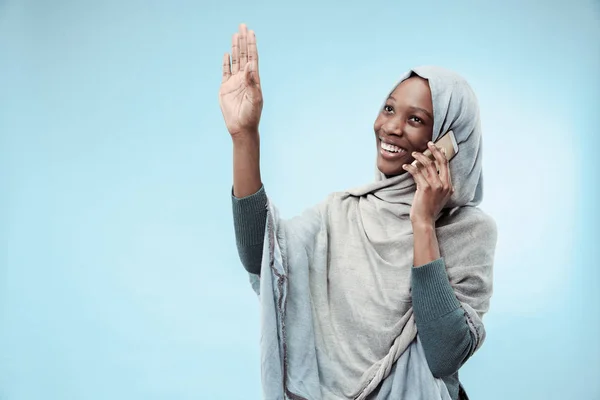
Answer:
[
  {"xmin": 232, "ymin": 186, "xmax": 267, "ymax": 275},
  {"xmin": 412, "ymin": 220, "xmax": 440, "ymax": 267},
  {"xmin": 232, "ymin": 132, "xmax": 262, "ymax": 198},
  {"xmin": 412, "ymin": 222, "xmax": 474, "ymax": 377},
  {"xmin": 411, "ymin": 258, "xmax": 476, "ymax": 378}
]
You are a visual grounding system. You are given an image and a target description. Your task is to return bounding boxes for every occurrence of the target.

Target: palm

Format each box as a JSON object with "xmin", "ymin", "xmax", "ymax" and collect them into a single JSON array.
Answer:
[{"xmin": 219, "ymin": 24, "xmax": 263, "ymax": 137}]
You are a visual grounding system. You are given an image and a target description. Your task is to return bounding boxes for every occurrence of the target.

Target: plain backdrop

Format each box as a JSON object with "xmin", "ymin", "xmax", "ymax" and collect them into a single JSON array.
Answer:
[{"xmin": 1, "ymin": 0, "xmax": 599, "ymax": 399}]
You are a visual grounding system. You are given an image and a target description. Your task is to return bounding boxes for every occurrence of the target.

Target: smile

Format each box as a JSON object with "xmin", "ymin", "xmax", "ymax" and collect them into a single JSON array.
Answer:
[{"xmin": 379, "ymin": 138, "xmax": 406, "ymax": 154}]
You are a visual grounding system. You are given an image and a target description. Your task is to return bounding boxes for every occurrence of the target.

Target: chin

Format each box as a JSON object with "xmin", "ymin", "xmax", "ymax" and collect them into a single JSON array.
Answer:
[{"xmin": 377, "ymin": 156, "xmax": 407, "ymax": 177}]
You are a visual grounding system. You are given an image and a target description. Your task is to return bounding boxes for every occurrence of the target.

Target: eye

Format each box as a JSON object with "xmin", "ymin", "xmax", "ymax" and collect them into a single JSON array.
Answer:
[
  {"xmin": 383, "ymin": 105, "xmax": 394, "ymax": 114},
  {"xmin": 409, "ymin": 115, "xmax": 423, "ymax": 124}
]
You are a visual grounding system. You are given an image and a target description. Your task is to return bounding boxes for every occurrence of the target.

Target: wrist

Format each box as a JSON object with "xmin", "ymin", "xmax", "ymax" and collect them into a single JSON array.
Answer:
[
  {"xmin": 411, "ymin": 217, "xmax": 435, "ymax": 231},
  {"xmin": 232, "ymin": 134, "xmax": 260, "ymax": 155},
  {"xmin": 411, "ymin": 219, "xmax": 440, "ymax": 266},
  {"xmin": 231, "ymin": 129, "xmax": 259, "ymax": 143}
]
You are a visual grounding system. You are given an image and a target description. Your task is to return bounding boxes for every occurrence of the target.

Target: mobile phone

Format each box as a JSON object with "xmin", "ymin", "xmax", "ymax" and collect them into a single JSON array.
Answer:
[{"xmin": 411, "ymin": 130, "xmax": 458, "ymax": 169}]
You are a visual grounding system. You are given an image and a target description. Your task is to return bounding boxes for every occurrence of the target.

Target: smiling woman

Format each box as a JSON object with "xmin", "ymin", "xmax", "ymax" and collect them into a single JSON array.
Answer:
[
  {"xmin": 376, "ymin": 75, "xmax": 434, "ymax": 177},
  {"xmin": 220, "ymin": 23, "xmax": 496, "ymax": 400}
]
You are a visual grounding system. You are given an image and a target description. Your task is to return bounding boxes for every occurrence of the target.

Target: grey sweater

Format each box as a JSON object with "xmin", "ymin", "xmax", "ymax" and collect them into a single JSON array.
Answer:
[{"xmin": 232, "ymin": 186, "xmax": 474, "ymax": 400}]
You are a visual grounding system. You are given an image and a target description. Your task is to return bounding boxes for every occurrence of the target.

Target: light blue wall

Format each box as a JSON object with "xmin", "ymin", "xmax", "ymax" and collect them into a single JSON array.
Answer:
[{"xmin": 1, "ymin": 1, "xmax": 598, "ymax": 399}]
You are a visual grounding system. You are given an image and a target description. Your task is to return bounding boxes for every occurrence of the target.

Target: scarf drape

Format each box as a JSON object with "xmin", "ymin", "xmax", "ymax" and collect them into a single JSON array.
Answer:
[{"xmin": 249, "ymin": 66, "xmax": 496, "ymax": 400}]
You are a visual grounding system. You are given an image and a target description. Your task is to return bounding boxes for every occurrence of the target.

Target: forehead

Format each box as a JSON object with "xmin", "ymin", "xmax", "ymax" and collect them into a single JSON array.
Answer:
[{"xmin": 389, "ymin": 77, "xmax": 433, "ymax": 109}]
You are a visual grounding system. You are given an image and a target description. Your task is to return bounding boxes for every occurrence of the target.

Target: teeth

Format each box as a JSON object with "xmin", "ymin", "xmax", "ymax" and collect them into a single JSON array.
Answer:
[{"xmin": 380, "ymin": 141, "xmax": 404, "ymax": 153}]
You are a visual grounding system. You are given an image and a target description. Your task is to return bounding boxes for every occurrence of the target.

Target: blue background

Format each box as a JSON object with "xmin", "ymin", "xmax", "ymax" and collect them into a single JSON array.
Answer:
[{"xmin": 1, "ymin": 1, "xmax": 599, "ymax": 399}]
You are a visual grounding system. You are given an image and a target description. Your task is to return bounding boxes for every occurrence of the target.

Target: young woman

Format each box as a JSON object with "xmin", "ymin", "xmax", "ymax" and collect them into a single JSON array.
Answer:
[{"xmin": 219, "ymin": 24, "xmax": 497, "ymax": 400}]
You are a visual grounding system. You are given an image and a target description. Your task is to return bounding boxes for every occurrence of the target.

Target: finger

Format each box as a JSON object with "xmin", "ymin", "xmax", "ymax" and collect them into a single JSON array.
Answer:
[
  {"xmin": 222, "ymin": 53, "xmax": 231, "ymax": 83},
  {"xmin": 428, "ymin": 141, "xmax": 450, "ymax": 188},
  {"xmin": 412, "ymin": 152, "xmax": 435, "ymax": 179},
  {"xmin": 403, "ymin": 163, "xmax": 429, "ymax": 189},
  {"xmin": 427, "ymin": 141, "xmax": 447, "ymax": 167},
  {"xmin": 244, "ymin": 64, "xmax": 255, "ymax": 87},
  {"xmin": 231, "ymin": 33, "xmax": 240, "ymax": 74},
  {"xmin": 413, "ymin": 151, "xmax": 443, "ymax": 190},
  {"xmin": 247, "ymin": 30, "xmax": 260, "ymax": 84},
  {"xmin": 447, "ymin": 158, "xmax": 454, "ymax": 195},
  {"xmin": 239, "ymin": 24, "xmax": 248, "ymax": 70}
]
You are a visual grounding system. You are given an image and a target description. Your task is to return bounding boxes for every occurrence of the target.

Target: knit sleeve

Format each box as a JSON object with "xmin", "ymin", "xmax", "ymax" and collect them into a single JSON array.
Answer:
[
  {"xmin": 411, "ymin": 258, "xmax": 476, "ymax": 379},
  {"xmin": 231, "ymin": 186, "xmax": 268, "ymax": 275}
]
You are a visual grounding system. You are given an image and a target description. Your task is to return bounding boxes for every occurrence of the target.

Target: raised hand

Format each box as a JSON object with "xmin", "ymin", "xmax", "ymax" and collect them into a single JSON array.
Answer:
[
  {"xmin": 219, "ymin": 24, "xmax": 263, "ymax": 138},
  {"xmin": 402, "ymin": 141, "xmax": 454, "ymax": 226}
]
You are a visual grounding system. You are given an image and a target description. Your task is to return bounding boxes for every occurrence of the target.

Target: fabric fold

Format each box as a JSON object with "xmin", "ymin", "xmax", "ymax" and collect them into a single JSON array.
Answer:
[{"xmin": 248, "ymin": 66, "xmax": 497, "ymax": 399}]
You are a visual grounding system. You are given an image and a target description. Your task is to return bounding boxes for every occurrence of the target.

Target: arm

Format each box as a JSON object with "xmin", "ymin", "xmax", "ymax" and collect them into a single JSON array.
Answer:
[
  {"xmin": 232, "ymin": 186, "xmax": 267, "ymax": 275},
  {"xmin": 411, "ymin": 238, "xmax": 476, "ymax": 377},
  {"xmin": 404, "ymin": 143, "xmax": 478, "ymax": 378},
  {"xmin": 219, "ymin": 24, "xmax": 267, "ymax": 274},
  {"xmin": 232, "ymin": 133, "xmax": 262, "ymax": 198}
]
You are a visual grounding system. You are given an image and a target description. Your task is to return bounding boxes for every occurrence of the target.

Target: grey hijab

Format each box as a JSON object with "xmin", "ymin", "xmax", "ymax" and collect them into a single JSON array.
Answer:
[
  {"xmin": 350, "ymin": 65, "xmax": 484, "ymax": 209},
  {"xmin": 250, "ymin": 66, "xmax": 496, "ymax": 400}
]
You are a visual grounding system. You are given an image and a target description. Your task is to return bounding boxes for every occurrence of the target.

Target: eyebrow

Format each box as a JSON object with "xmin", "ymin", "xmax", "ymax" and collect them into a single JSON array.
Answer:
[{"xmin": 388, "ymin": 96, "xmax": 434, "ymax": 121}]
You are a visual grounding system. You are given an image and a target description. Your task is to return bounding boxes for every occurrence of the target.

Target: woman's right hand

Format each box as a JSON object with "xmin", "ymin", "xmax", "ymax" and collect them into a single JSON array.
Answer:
[{"xmin": 219, "ymin": 24, "xmax": 263, "ymax": 139}]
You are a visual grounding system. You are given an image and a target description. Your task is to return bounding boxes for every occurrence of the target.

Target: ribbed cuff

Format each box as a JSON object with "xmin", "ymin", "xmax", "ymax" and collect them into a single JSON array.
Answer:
[
  {"xmin": 411, "ymin": 258, "xmax": 461, "ymax": 323},
  {"xmin": 231, "ymin": 185, "xmax": 268, "ymax": 247}
]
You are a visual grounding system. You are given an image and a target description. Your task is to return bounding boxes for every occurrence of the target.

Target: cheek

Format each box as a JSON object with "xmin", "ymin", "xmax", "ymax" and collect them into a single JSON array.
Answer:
[
  {"xmin": 373, "ymin": 115, "xmax": 384, "ymax": 131},
  {"xmin": 406, "ymin": 128, "xmax": 433, "ymax": 149}
]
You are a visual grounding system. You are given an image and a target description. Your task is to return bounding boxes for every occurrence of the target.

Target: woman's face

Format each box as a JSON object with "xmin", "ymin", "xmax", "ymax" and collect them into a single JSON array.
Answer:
[{"xmin": 374, "ymin": 76, "xmax": 434, "ymax": 176}]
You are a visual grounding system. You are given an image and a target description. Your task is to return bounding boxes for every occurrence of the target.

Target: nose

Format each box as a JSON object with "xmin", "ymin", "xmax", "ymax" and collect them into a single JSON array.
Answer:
[{"xmin": 382, "ymin": 117, "xmax": 405, "ymax": 136}]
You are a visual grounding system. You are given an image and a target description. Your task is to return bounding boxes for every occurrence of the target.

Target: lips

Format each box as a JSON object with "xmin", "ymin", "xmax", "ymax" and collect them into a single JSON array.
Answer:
[{"xmin": 379, "ymin": 136, "xmax": 408, "ymax": 154}]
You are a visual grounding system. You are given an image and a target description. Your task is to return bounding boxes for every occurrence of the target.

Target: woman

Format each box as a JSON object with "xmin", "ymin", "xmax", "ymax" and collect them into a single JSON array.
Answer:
[{"xmin": 219, "ymin": 24, "xmax": 497, "ymax": 400}]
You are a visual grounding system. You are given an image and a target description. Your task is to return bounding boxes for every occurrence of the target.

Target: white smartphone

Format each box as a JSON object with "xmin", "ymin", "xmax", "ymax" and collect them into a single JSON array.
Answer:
[{"xmin": 411, "ymin": 130, "xmax": 458, "ymax": 169}]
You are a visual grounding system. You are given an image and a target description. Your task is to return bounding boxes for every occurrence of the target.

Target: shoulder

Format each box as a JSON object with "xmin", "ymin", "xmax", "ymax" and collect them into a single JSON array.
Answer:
[
  {"xmin": 312, "ymin": 191, "xmax": 349, "ymax": 213},
  {"xmin": 439, "ymin": 206, "xmax": 497, "ymax": 242}
]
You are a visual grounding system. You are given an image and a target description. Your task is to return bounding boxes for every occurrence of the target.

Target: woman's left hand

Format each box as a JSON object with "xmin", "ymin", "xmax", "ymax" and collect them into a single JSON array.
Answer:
[{"xmin": 402, "ymin": 141, "xmax": 454, "ymax": 226}]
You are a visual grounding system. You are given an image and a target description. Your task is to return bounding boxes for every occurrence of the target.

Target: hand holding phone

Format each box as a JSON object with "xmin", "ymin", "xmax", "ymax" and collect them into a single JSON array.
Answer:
[{"xmin": 411, "ymin": 130, "xmax": 458, "ymax": 170}]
